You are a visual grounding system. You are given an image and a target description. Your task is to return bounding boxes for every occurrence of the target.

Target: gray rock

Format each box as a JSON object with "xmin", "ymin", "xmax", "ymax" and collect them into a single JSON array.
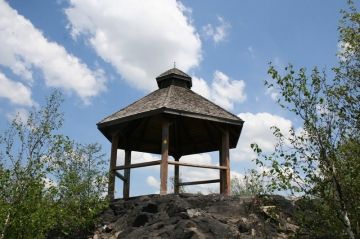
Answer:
[{"xmin": 91, "ymin": 194, "xmax": 299, "ymax": 239}]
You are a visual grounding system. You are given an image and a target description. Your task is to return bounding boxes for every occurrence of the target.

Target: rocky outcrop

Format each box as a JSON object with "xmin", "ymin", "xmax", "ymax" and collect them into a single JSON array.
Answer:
[{"xmin": 91, "ymin": 194, "xmax": 299, "ymax": 239}]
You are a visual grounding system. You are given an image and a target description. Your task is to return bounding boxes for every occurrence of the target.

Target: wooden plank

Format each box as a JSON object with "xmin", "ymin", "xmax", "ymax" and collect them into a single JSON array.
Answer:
[
  {"xmin": 174, "ymin": 156, "xmax": 180, "ymax": 194},
  {"xmin": 179, "ymin": 179, "xmax": 220, "ymax": 186},
  {"xmin": 123, "ymin": 150, "xmax": 131, "ymax": 199},
  {"xmin": 114, "ymin": 160, "xmax": 161, "ymax": 170},
  {"xmin": 160, "ymin": 121, "xmax": 170, "ymax": 195},
  {"xmin": 115, "ymin": 171, "xmax": 126, "ymax": 181},
  {"xmin": 108, "ymin": 134, "xmax": 119, "ymax": 201},
  {"xmin": 168, "ymin": 160, "xmax": 227, "ymax": 170}
]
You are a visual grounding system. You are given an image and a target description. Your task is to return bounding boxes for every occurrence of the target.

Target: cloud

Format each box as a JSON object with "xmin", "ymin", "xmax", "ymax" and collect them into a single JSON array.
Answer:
[
  {"xmin": 178, "ymin": 153, "xmax": 219, "ymax": 194},
  {"xmin": 65, "ymin": 0, "xmax": 201, "ymax": 91},
  {"xmin": 211, "ymin": 71, "xmax": 246, "ymax": 110},
  {"xmin": 5, "ymin": 108, "xmax": 29, "ymax": 123},
  {"xmin": 146, "ymin": 176, "xmax": 160, "ymax": 189},
  {"xmin": 337, "ymin": 40, "xmax": 353, "ymax": 61},
  {"xmin": 192, "ymin": 71, "xmax": 246, "ymax": 110},
  {"xmin": 0, "ymin": 1, "xmax": 105, "ymax": 104},
  {"xmin": 192, "ymin": 76, "xmax": 211, "ymax": 99},
  {"xmin": 43, "ymin": 177, "xmax": 58, "ymax": 189},
  {"xmin": 0, "ymin": 72, "xmax": 34, "ymax": 106},
  {"xmin": 265, "ymin": 86, "xmax": 279, "ymax": 101},
  {"xmin": 233, "ymin": 112, "xmax": 293, "ymax": 162},
  {"xmin": 203, "ymin": 16, "xmax": 231, "ymax": 43},
  {"xmin": 175, "ymin": 155, "xmax": 245, "ymax": 194},
  {"xmin": 116, "ymin": 151, "xmax": 159, "ymax": 166}
]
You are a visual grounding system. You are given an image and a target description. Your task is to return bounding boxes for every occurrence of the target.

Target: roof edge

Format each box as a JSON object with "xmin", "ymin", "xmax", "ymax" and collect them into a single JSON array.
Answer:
[{"xmin": 97, "ymin": 106, "xmax": 244, "ymax": 130}]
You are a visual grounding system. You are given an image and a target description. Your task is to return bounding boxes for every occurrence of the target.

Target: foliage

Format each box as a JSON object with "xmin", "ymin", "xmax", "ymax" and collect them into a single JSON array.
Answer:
[
  {"xmin": 251, "ymin": 2, "xmax": 359, "ymax": 238},
  {"xmin": 49, "ymin": 142, "xmax": 108, "ymax": 237},
  {"xmin": 0, "ymin": 91, "xmax": 108, "ymax": 239},
  {"xmin": 295, "ymin": 197, "xmax": 348, "ymax": 238},
  {"xmin": 231, "ymin": 169, "xmax": 265, "ymax": 196},
  {"xmin": 169, "ymin": 176, "xmax": 186, "ymax": 194}
]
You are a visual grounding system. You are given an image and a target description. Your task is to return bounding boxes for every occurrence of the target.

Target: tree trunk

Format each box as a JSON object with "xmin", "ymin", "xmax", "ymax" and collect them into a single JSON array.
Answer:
[{"xmin": 331, "ymin": 162, "xmax": 355, "ymax": 239}]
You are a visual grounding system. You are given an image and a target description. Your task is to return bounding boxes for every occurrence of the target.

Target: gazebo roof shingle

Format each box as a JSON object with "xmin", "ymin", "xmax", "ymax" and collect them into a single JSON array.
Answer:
[{"xmin": 98, "ymin": 84, "xmax": 243, "ymax": 128}]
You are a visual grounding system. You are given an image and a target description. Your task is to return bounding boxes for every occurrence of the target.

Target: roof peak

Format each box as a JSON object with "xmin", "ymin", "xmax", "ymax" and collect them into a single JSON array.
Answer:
[
  {"xmin": 157, "ymin": 67, "xmax": 191, "ymax": 78},
  {"xmin": 156, "ymin": 67, "xmax": 192, "ymax": 89}
]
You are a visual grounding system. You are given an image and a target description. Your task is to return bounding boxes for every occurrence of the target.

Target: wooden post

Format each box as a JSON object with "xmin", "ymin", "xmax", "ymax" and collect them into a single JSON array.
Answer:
[
  {"xmin": 160, "ymin": 121, "xmax": 170, "ymax": 195},
  {"xmin": 219, "ymin": 149, "xmax": 224, "ymax": 194},
  {"xmin": 174, "ymin": 156, "xmax": 180, "ymax": 194},
  {"xmin": 108, "ymin": 134, "xmax": 119, "ymax": 200},
  {"xmin": 123, "ymin": 150, "xmax": 131, "ymax": 199},
  {"xmin": 220, "ymin": 128, "xmax": 230, "ymax": 195}
]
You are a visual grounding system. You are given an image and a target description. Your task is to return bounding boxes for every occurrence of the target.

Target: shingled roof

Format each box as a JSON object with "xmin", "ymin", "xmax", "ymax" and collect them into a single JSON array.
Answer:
[
  {"xmin": 97, "ymin": 67, "xmax": 243, "ymax": 155},
  {"xmin": 97, "ymin": 79, "xmax": 242, "ymax": 128}
]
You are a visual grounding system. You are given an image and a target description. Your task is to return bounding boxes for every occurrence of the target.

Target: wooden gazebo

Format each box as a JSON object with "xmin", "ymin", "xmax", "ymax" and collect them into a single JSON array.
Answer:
[{"xmin": 97, "ymin": 67, "xmax": 244, "ymax": 200}]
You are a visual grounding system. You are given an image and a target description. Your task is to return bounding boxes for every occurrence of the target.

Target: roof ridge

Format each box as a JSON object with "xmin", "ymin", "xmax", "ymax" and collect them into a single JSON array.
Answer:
[
  {"xmin": 157, "ymin": 67, "xmax": 191, "ymax": 79},
  {"xmin": 163, "ymin": 85, "xmax": 173, "ymax": 107}
]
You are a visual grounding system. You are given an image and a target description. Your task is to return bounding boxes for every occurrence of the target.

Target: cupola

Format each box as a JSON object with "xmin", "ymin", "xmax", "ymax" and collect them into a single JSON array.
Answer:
[{"xmin": 155, "ymin": 67, "xmax": 192, "ymax": 89}]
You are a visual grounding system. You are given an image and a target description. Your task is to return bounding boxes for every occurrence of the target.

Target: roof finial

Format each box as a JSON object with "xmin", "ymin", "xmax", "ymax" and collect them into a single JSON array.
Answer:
[{"xmin": 173, "ymin": 61, "xmax": 176, "ymax": 68}]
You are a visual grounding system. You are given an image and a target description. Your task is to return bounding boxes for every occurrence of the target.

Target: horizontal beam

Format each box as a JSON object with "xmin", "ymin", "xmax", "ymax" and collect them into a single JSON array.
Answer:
[
  {"xmin": 179, "ymin": 179, "xmax": 221, "ymax": 186},
  {"xmin": 168, "ymin": 160, "xmax": 227, "ymax": 170},
  {"xmin": 114, "ymin": 171, "xmax": 126, "ymax": 182},
  {"xmin": 114, "ymin": 160, "xmax": 161, "ymax": 170}
]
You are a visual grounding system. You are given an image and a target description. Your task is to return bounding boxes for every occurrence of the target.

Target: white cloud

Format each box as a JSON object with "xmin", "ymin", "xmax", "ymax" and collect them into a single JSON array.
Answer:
[
  {"xmin": 116, "ymin": 151, "xmax": 160, "ymax": 169},
  {"xmin": 265, "ymin": 86, "xmax": 279, "ymax": 101},
  {"xmin": 192, "ymin": 76, "xmax": 211, "ymax": 99},
  {"xmin": 174, "ymin": 153, "xmax": 231, "ymax": 194},
  {"xmin": 0, "ymin": 72, "xmax": 34, "ymax": 106},
  {"xmin": 114, "ymin": 150, "xmax": 248, "ymax": 195},
  {"xmin": 179, "ymin": 153, "xmax": 218, "ymax": 192},
  {"xmin": 233, "ymin": 112, "xmax": 293, "ymax": 162},
  {"xmin": 146, "ymin": 176, "xmax": 160, "ymax": 188},
  {"xmin": 337, "ymin": 40, "xmax": 354, "ymax": 61},
  {"xmin": 0, "ymin": 1, "xmax": 105, "ymax": 103},
  {"xmin": 203, "ymin": 16, "xmax": 230, "ymax": 43},
  {"xmin": 5, "ymin": 108, "xmax": 29, "ymax": 123},
  {"xmin": 211, "ymin": 71, "xmax": 246, "ymax": 110},
  {"xmin": 65, "ymin": 0, "xmax": 201, "ymax": 91},
  {"xmin": 192, "ymin": 71, "xmax": 246, "ymax": 110}
]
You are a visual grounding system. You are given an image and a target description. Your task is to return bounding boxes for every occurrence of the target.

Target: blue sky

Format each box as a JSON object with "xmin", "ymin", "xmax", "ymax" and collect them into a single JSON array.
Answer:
[{"xmin": 0, "ymin": 0, "xmax": 350, "ymax": 196}]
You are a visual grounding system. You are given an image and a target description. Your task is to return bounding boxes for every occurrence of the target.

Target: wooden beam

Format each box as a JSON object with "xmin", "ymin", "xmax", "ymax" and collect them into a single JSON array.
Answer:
[
  {"xmin": 115, "ymin": 171, "xmax": 126, "ymax": 181},
  {"xmin": 114, "ymin": 160, "xmax": 161, "ymax": 170},
  {"xmin": 168, "ymin": 160, "xmax": 227, "ymax": 170},
  {"xmin": 160, "ymin": 121, "xmax": 170, "ymax": 195},
  {"xmin": 123, "ymin": 150, "xmax": 131, "ymax": 199},
  {"xmin": 219, "ymin": 149, "xmax": 224, "ymax": 194},
  {"xmin": 220, "ymin": 128, "xmax": 230, "ymax": 196},
  {"xmin": 174, "ymin": 156, "xmax": 180, "ymax": 194},
  {"xmin": 108, "ymin": 134, "xmax": 119, "ymax": 200},
  {"xmin": 179, "ymin": 179, "xmax": 220, "ymax": 186}
]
